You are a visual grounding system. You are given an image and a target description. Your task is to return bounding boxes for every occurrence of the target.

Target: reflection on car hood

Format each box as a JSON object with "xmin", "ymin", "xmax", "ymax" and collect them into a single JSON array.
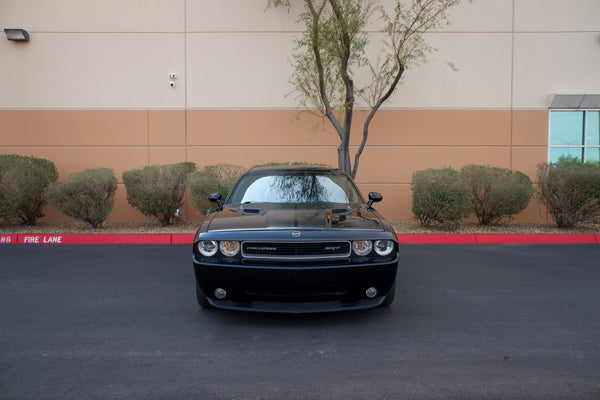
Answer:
[{"xmin": 206, "ymin": 204, "xmax": 383, "ymax": 231}]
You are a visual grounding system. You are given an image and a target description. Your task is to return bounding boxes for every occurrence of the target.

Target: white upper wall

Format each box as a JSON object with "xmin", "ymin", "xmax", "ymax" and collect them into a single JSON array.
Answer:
[
  {"xmin": 0, "ymin": 0, "xmax": 185, "ymax": 32},
  {"xmin": 515, "ymin": 0, "xmax": 600, "ymax": 32},
  {"xmin": 188, "ymin": 0, "xmax": 303, "ymax": 32},
  {"xmin": 187, "ymin": 32, "xmax": 297, "ymax": 108},
  {"xmin": 0, "ymin": 0, "xmax": 599, "ymax": 109},
  {"xmin": 438, "ymin": 0, "xmax": 513, "ymax": 32},
  {"xmin": 513, "ymin": 33, "xmax": 600, "ymax": 109},
  {"xmin": 511, "ymin": 0, "xmax": 600, "ymax": 108},
  {"xmin": 0, "ymin": 33, "xmax": 185, "ymax": 109},
  {"xmin": 0, "ymin": 0, "xmax": 186, "ymax": 108}
]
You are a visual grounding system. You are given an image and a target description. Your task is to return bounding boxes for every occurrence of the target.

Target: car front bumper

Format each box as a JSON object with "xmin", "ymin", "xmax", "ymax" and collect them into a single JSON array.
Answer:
[{"xmin": 193, "ymin": 258, "xmax": 398, "ymax": 313}]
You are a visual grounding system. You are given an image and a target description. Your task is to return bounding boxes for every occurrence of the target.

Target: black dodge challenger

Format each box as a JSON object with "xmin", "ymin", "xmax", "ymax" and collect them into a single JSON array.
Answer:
[{"xmin": 192, "ymin": 166, "xmax": 399, "ymax": 313}]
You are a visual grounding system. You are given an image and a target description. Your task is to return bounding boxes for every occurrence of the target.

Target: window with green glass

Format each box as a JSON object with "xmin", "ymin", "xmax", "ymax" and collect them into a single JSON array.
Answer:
[{"xmin": 549, "ymin": 110, "xmax": 600, "ymax": 163}]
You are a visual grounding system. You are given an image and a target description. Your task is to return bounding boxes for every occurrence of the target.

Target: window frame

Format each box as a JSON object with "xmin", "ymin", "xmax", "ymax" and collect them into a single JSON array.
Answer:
[{"xmin": 548, "ymin": 109, "xmax": 600, "ymax": 163}]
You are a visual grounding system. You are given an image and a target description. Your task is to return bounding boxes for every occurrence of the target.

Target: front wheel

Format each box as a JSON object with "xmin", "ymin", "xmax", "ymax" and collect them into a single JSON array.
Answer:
[{"xmin": 196, "ymin": 283, "xmax": 211, "ymax": 309}]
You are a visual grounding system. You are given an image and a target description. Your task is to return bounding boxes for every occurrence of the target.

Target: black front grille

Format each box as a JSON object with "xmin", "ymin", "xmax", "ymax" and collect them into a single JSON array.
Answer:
[{"xmin": 242, "ymin": 241, "xmax": 350, "ymax": 258}]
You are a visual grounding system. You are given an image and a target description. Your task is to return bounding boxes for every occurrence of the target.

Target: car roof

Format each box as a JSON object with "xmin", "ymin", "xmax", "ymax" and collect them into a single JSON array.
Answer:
[{"xmin": 245, "ymin": 166, "xmax": 347, "ymax": 176}]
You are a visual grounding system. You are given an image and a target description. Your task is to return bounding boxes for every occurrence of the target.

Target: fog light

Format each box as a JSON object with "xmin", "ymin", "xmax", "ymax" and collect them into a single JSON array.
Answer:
[
  {"xmin": 365, "ymin": 287, "xmax": 378, "ymax": 298},
  {"xmin": 214, "ymin": 288, "xmax": 227, "ymax": 300}
]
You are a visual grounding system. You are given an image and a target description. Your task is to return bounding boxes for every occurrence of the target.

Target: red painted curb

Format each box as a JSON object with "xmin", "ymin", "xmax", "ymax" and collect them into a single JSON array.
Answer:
[
  {"xmin": 12, "ymin": 233, "xmax": 175, "ymax": 245},
  {"xmin": 396, "ymin": 233, "xmax": 478, "ymax": 244},
  {"xmin": 171, "ymin": 234, "xmax": 196, "ymax": 244},
  {"xmin": 0, "ymin": 234, "xmax": 18, "ymax": 244},
  {"xmin": 397, "ymin": 233, "xmax": 599, "ymax": 244},
  {"xmin": 1, "ymin": 233, "xmax": 598, "ymax": 245},
  {"xmin": 475, "ymin": 233, "xmax": 598, "ymax": 244}
]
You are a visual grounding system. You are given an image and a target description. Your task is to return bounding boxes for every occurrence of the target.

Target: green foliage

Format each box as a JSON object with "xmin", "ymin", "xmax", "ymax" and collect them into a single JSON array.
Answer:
[
  {"xmin": 461, "ymin": 164, "xmax": 534, "ymax": 225},
  {"xmin": 411, "ymin": 167, "xmax": 473, "ymax": 230},
  {"xmin": 291, "ymin": 0, "xmax": 375, "ymax": 111},
  {"xmin": 537, "ymin": 160, "xmax": 600, "ymax": 228},
  {"xmin": 267, "ymin": 0, "xmax": 466, "ymax": 177},
  {"xmin": 0, "ymin": 154, "xmax": 58, "ymax": 226},
  {"xmin": 275, "ymin": 0, "xmax": 464, "ymax": 113},
  {"xmin": 187, "ymin": 164, "xmax": 244, "ymax": 215},
  {"xmin": 266, "ymin": 0, "xmax": 290, "ymax": 7},
  {"xmin": 46, "ymin": 168, "xmax": 117, "ymax": 229},
  {"xmin": 556, "ymin": 154, "xmax": 582, "ymax": 164},
  {"xmin": 122, "ymin": 162, "xmax": 196, "ymax": 226}
]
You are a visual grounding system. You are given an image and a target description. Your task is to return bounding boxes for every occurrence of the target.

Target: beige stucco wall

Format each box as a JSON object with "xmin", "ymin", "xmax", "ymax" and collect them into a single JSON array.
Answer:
[
  {"xmin": 0, "ymin": 108, "xmax": 548, "ymax": 221},
  {"xmin": 1, "ymin": 0, "xmax": 599, "ymax": 222}
]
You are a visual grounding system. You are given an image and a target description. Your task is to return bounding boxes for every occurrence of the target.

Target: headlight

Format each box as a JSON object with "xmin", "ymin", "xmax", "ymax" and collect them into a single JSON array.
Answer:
[
  {"xmin": 352, "ymin": 240, "xmax": 373, "ymax": 256},
  {"xmin": 374, "ymin": 239, "xmax": 395, "ymax": 256},
  {"xmin": 219, "ymin": 240, "xmax": 240, "ymax": 257},
  {"xmin": 197, "ymin": 240, "xmax": 218, "ymax": 257}
]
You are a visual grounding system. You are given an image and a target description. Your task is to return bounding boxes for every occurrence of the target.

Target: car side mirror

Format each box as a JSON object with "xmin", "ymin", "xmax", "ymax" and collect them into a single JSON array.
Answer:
[
  {"xmin": 209, "ymin": 193, "xmax": 223, "ymax": 210},
  {"xmin": 367, "ymin": 192, "xmax": 382, "ymax": 209}
]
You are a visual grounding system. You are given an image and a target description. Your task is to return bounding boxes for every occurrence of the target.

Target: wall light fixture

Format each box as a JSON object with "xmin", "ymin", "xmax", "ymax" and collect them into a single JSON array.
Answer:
[{"xmin": 4, "ymin": 29, "xmax": 30, "ymax": 42}]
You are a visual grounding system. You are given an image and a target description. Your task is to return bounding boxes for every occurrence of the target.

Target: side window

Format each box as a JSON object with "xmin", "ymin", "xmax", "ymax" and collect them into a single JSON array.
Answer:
[
  {"xmin": 549, "ymin": 110, "xmax": 600, "ymax": 163},
  {"xmin": 587, "ymin": 111, "xmax": 600, "ymax": 163}
]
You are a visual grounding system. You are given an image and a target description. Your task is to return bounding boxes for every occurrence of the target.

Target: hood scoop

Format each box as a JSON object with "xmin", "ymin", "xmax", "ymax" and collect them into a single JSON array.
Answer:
[
  {"xmin": 324, "ymin": 208, "xmax": 351, "ymax": 227},
  {"xmin": 331, "ymin": 208, "xmax": 348, "ymax": 214},
  {"xmin": 241, "ymin": 206, "xmax": 262, "ymax": 215}
]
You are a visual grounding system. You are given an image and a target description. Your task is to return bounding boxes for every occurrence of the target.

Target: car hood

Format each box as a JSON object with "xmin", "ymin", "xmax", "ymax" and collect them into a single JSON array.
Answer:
[{"xmin": 206, "ymin": 204, "xmax": 384, "ymax": 232}]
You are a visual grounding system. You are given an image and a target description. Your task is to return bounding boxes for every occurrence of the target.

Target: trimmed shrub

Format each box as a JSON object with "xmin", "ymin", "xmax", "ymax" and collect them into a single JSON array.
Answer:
[
  {"xmin": 46, "ymin": 168, "xmax": 117, "ymax": 229},
  {"xmin": 122, "ymin": 162, "xmax": 196, "ymax": 226},
  {"xmin": 461, "ymin": 164, "xmax": 534, "ymax": 225},
  {"xmin": 0, "ymin": 154, "xmax": 58, "ymax": 226},
  {"xmin": 411, "ymin": 167, "xmax": 473, "ymax": 230},
  {"xmin": 537, "ymin": 159, "xmax": 600, "ymax": 228},
  {"xmin": 187, "ymin": 163, "xmax": 244, "ymax": 215}
]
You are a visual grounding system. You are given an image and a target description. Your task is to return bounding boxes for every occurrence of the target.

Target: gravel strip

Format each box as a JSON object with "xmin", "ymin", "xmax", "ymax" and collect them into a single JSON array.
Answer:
[
  {"xmin": 0, "ymin": 220, "xmax": 200, "ymax": 234},
  {"xmin": 390, "ymin": 219, "xmax": 600, "ymax": 234}
]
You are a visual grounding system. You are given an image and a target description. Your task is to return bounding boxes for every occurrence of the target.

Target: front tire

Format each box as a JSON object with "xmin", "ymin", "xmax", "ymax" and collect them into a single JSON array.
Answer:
[{"xmin": 196, "ymin": 283, "xmax": 211, "ymax": 308}]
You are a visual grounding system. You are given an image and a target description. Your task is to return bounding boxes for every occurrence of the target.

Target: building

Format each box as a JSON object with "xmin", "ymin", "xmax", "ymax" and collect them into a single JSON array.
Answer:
[{"xmin": 1, "ymin": 0, "xmax": 599, "ymax": 221}]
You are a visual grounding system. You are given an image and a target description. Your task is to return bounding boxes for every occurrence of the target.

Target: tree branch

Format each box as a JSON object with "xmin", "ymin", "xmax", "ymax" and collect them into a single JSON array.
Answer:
[
  {"xmin": 352, "ymin": 61, "xmax": 405, "ymax": 178},
  {"xmin": 306, "ymin": 0, "xmax": 344, "ymax": 140}
]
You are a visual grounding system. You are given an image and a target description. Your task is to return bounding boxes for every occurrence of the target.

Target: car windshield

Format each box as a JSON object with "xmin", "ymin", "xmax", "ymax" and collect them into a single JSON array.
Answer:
[{"xmin": 227, "ymin": 172, "xmax": 363, "ymax": 204}]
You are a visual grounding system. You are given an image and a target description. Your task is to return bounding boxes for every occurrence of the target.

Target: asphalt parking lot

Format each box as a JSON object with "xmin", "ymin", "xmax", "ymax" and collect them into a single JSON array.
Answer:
[{"xmin": 1, "ymin": 244, "xmax": 599, "ymax": 400}]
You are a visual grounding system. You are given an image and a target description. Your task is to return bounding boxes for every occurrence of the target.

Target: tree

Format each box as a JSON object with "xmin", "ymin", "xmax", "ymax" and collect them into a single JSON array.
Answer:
[{"xmin": 267, "ymin": 0, "xmax": 466, "ymax": 178}]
